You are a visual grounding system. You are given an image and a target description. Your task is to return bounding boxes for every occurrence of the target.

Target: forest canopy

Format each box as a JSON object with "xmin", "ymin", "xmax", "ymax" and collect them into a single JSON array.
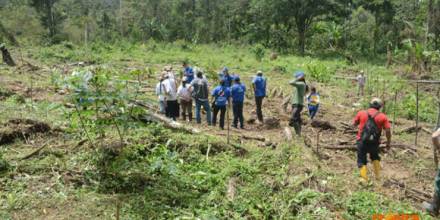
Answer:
[{"xmin": 0, "ymin": 0, "xmax": 440, "ymax": 57}]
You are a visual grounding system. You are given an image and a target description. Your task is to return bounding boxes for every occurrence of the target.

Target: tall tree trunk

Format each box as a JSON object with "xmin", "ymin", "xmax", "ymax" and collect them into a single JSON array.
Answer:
[{"xmin": 298, "ymin": 28, "xmax": 306, "ymax": 56}]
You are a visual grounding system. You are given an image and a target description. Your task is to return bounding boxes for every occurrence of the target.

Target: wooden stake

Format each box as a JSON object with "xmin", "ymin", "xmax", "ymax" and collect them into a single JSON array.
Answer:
[
  {"xmin": 116, "ymin": 197, "xmax": 120, "ymax": 220},
  {"xmin": 316, "ymin": 130, "xmax": 321, "ymax": 158},
  {"xmin": 415, "ymin": 82, "xmax": 419, "ymax": 146},
  {"xmin": 392, "ymin": 91, "xmax": 398, "ymax": 134},
  {"xmin": 227, "ymin": 104, "xmax": 230, "ymax": 144}
]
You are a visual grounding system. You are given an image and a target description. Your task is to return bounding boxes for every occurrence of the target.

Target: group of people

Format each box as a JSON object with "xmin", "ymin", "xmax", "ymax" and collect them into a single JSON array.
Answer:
[
  {"xmin": 155, "ymin": 63, "xmax": 268, "ymax": 130},
  {"xmin": 155, "ymin": 63, "xmax": 322, "ymax": 131},
  {"xmin": 155, "ymin": 63, "xmax": 440, "ymax": 216}
]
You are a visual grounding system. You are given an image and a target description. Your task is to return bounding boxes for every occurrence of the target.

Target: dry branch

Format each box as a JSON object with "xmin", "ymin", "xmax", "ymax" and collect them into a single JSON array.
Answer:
[
  {"xmin": 21, "ymin": 142, "xmax": 49, "ymax": 160},
  {"xmin": 383, "ymin": 178, "xmax": 432, "ymax": 202}
]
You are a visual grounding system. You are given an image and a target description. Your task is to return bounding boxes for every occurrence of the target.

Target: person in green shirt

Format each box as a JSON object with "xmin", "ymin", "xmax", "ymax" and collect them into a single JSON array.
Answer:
[{"xmin": 289, "ymin": 71, "xmax": 308, "ymax": 136}]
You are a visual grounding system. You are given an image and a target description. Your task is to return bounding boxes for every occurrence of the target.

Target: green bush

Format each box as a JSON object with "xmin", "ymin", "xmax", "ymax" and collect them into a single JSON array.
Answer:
[
  {"xmin": 306, "ymin": 61, "xmax": 332, "ymax": 83},
  {"xmin": 251, "ymin": 44, "xmax": 266, "ymax": 62}
]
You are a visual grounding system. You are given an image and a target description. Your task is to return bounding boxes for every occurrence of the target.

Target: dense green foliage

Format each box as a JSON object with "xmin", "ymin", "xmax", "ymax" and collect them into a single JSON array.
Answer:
[{"xmin": 1, "ymin": 0, "xmax": 440, "ymax": 58}]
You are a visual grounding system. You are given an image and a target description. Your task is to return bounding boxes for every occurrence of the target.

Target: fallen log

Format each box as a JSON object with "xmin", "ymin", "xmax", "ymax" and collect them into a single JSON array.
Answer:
[
  {"xmin": 383, "ymin": 178, "xmax": 432, "ymax": 202},
  {"xmin": 397, "ymin": 126, "xmax": 432, "ymax": 135},
  {"xmin": 323, "ymin": 144, "xmax": 417, "ymax": 152},
  {"xmin": 227, "ymin": 177, "xmax": 238, "ymax": 201},
  {"xmin": 311, "ymin": 120, "xmax": 336, "ymax": 130},
  {"xmin": 138, "ymin": 111, "xmax": 201, "ymax": 134},
  {"xmin": 241, "ymin": 135, "xmax": 265, "ymax": 142}
]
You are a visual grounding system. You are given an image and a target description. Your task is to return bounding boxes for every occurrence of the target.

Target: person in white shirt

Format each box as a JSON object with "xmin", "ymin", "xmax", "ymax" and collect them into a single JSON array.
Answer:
[
  {"xmin": 163, "ymin": 72, "xmax": 179, "ymax": 121},
  {"xmin": 356, "ymin": 71, "xmax": 366, "ymax": 97},
  {"xmin": 155, "ymin": 75, "xmax": 167, "ymax": 114},
  {"xmin": 177, "ymin": 77, "xmax": 193, "ymax": 121}
]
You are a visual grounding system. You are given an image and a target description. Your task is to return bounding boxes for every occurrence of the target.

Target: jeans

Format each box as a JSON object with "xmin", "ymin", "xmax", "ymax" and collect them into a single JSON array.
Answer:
[
  {"xmin": 233, "ymin": 102, "xmax": 244, "ymax": 128},
  {"xmin": 180, "ymin": 99, "xmax": 192, "ymax": 121},
  {"xmin": 308, "ymin": 104, "xmax": 319, "ymax": 119},
  {"xmin": 255, "ymin": 96, "xmax": 264, "ymax": 122},
  {"xmin": 195, "ymin": 99, "xmax": 212, "ymax": 125},
  {"xmin": 356, "ymin": 141, "xmax": 380, "ymax": 168},
  {"xmin": 212, "ymin": 105, "xmax": 226, "ymax": 129}
]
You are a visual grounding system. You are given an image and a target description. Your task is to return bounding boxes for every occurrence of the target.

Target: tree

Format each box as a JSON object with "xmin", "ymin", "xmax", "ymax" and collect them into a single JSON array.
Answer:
[
  {"xmin": 262, "ymin": 0, "xmax": 342, "ymax": 55},
  {"xmin": 428, "ymin": 0, "xmax": 440, "ymax": 49},
  {"xmin": 30, "ymin": 0, "xmax": 65, "ymax": 43}
]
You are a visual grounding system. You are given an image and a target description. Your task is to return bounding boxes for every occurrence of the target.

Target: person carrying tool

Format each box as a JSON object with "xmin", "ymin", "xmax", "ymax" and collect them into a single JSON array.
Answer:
[
  {"xmin": 289, "ymin": 71, "xmax": 307, "ymax": 135},
  {"xmin": 423, "ymin": 127, "xmax": 440, "ymax": 216},
  {"xmin": 353, "ymin": 98, "xmax": 392, "ymax": 183},
  {"xmin": 252, "ymin": 70, "xmax": 267, "ymax": 123}
]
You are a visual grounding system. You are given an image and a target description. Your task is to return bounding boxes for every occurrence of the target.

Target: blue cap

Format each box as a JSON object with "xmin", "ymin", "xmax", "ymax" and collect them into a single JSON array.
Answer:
[
  {"xmin": 294, "ymin": 71, "xmax": 305, "ymax": 79},
  {"xmin": 223, "ymin": 67, "xmax": 229, "ymax": 73},
  {"xmin": 234, "ymin": 75, "xmax": 240, "ymax": 81}
]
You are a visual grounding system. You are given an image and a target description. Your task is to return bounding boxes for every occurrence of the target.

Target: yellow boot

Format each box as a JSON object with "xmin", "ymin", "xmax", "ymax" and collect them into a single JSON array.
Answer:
[
  {"xmin": 373, "ymin": 160, "xmax": 381, "ymax": 180},
  {"xmin": 359, "ymin": 165, "xmax": 368, "ymax": 183}
]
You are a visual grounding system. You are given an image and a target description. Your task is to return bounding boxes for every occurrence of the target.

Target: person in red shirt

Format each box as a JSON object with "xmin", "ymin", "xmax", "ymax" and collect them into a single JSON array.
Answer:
[{"xmin": 353, "ymin": 98, "xmax": 392, "ymax": 183}]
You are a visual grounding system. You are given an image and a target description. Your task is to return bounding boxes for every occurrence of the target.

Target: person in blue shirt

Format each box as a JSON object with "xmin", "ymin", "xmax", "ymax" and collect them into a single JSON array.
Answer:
[
  {"xmin": 231, "ymin": 76, "xmax": 246, "ymax": 129},
  {"xmin": 182, "ymin": 61, "xmax": 194, "ymax": 83},
  {"xmin": 211, "ymin": 79, "xmax": 231, "ymax": 129},
  {"xmin": 307, "ymin": 87, "xmax": 320, "ymax": 120},
  {"xmin": 218, "ymin": 67, "xmax": 233, "ymax": 87},
  {"xmin": 252, "ymin": 71, "xmax": 267, "ymax": 123}
]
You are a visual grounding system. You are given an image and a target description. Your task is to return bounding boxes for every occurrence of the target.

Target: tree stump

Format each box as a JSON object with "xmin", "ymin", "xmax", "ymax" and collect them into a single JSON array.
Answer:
[{"xmin": 0, "ymin": 44, "xmax": 15, "ymax": 66}]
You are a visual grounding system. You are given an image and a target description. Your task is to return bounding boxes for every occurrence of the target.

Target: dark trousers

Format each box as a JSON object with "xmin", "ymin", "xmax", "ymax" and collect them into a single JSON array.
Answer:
[
  {"xmin": 166, "ymin": 100, "xmax": 179, "ymax": 121},
  {"xmin": 255, "ymin": 96, "xmax": 264, "ymax": 122},
  {"xmin": 212, "ymin": 105, "xmax": 226, "ymax": 129},
  {"xmin": 180, "ymin": 99, "xmax": 192, "ymax": 121},
  {"xmin": 289, "ymin": 104, "xmax": 303, "ymax": 125},
  {"xmin": 233, "ymin": 102, "xmax": 244, "ymax": 128},
  {"xmin": 357, "ymin": 141, "xmax": 380, "ymax": 168}
]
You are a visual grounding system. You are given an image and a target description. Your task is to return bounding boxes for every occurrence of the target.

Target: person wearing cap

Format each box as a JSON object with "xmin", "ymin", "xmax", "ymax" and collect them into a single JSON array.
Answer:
[
  {"xmin": 219, "ymin": 67, "xmax": 233, "ymax": 87},
  {"xmin": 252, "ymin": 71, "xmax": 267, "ymax": 123},
  {"xmin": 356, "ymin": 71, "xmax": 366, "ymax": 97},
  {"xmin": 163, "ymin": 71, "xmax": 179, "ymax": 121},
  {"xmin": 177, "ymin": 77, "xmax": 193, "ymax": 122},
  {"xmin": 289, "ymin": 71, "xmax": 307, "ymax": 135},
  {"xmin": 423, "ymin": 128, "xmax": 440, "ymax": 216},
  {"xmin": 155, "ymin": 74, "xmax": 167, "ymax": 114},
  {"xmin": 353, "ymin": 98, "xmax": 392, "ymax": 183},
  {"xmin": 190, "ymin": 70, "xmax": 212, "ymax": 125},
  {"xmin": 211, "ymin": 79, "xmax": 231, "ymax": 129},
  {"xmin": 231, "ymin": 76, "xmax": 246, "ymax": 129},
  {"xmin": 182, "ymin": 61, "xmax": 195, "ymax": 83}
]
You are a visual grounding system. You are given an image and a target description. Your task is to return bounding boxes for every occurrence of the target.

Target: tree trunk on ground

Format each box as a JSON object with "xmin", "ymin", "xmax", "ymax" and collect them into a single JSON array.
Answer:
[{"xmin": 0, "ymin": 45, "xmax": 16, "ymax": 66}]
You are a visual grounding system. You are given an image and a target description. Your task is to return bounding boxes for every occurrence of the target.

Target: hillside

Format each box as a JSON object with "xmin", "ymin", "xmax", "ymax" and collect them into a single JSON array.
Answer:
[{"xmin": 0, "ymin": 43, "xmax": 439, "ymax": 219}]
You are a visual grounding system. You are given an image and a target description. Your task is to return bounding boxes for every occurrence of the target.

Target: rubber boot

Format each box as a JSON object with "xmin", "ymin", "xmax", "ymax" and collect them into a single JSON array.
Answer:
[
  {"xmin": 372, "ymin": 160, "xmax": 380, "ymax": 180},
  {"xmin": 359, "ymin": 165, "xmax": 368, "ymax": 183},
  {"xmin": 423, "ymin": 193, "xmax": 440, "ymax": 216}
]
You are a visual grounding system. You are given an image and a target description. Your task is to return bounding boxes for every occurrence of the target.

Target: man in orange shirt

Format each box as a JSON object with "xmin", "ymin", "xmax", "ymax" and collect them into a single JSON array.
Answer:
[{"xmin": 353, "ymin": 98, "xmax": 392, "ymax": 182}]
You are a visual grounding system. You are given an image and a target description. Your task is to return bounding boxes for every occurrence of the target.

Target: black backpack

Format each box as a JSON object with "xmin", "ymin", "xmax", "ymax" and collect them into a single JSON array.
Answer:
[{"xmin": 361, "ymin": 111, "xmax": 381, "ymax": 144}]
